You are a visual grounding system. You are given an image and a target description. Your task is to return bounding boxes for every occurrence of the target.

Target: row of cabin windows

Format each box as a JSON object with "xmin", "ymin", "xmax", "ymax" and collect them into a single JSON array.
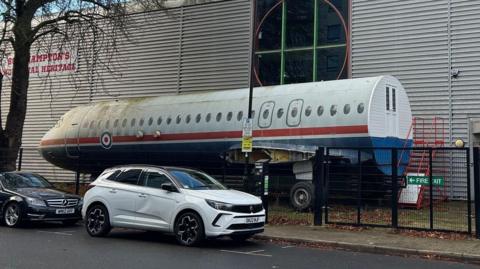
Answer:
[{"xmin": 82, "ymin": 103, "xmax": 365, "ymax": 130}]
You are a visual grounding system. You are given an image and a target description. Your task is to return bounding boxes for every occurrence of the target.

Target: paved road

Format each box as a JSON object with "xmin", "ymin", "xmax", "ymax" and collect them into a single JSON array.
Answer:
[{"xmin": 0, "ymin": 223, "xmax": 475, "ymax": 269}]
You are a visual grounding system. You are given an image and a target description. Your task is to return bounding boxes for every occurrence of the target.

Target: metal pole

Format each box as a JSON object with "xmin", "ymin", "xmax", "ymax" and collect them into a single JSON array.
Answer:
[
  {"xmin": 357, "ymin": 150, "xmax": 361, "ymax": 225},
  {"xmin": 262, "ymin": 162, "xmax": 269, "ymax": 224},
  {"xmin": 244, "ymin": 0, "xmax": 257, "ymax": 193},
  {"xmin": 75, "ymin": 171, "xmax": 80, "ymax": 195},
  {"xmin": 17, "ymin": 148, "xmax": 23, "ymax": 171},
  {"xmin": 429, "ymin": 148, "xmax": 434, "ymax": 230},
  {"xmin": 313, "ymin": 147, "xmax": 324, "ymax": 226},
  {"xmin": 392, "ymin": 148, "xmax": 398, "ymax": 229},
  {"xmin": 473, "ymin": 147, "xmax": 480, "ymax": 239},
  {"xmin": 467, "ymin": 148, "xmax": 472, "ymax": 234}
]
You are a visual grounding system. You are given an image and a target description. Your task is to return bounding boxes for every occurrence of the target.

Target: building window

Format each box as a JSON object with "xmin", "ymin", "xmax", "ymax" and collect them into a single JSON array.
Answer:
[{"xmin": 256, "ymin": 0, "xmax": 349, "ymax": 86}]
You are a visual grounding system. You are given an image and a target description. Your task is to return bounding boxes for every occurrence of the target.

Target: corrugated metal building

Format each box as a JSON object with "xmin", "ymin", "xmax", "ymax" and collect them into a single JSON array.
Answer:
[{"xmin": 5, "ymin": 0, "xmax": 480, "ymax": 189}]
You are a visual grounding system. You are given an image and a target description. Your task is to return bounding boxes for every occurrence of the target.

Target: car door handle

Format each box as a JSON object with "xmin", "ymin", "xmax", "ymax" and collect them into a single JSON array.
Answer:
[
  {"xmin": 138, "ymin": 194, "xmax": 147, "ymax": 198},
  {"xmin": 109, "ymin": 189, "xmax": 117, "ymax": 194}
]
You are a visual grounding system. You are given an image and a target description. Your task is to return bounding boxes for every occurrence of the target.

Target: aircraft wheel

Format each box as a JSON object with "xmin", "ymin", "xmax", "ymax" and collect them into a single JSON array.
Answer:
[{"xmin": 290, "ymin": 181, "xmax": 314, "ymax": 211}]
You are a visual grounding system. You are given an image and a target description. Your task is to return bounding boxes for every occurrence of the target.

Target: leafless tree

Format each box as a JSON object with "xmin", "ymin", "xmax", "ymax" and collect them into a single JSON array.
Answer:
[{"xmin": 0, "ymin": 0, "xmax": 168, "ymax": 171}]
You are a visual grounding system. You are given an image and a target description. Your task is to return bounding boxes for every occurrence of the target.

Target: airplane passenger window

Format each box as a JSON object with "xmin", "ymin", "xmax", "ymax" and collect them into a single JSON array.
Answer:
[
  {"xmin": 227, "ymin": 112, "xmax": 233, "ymax": 121},
  {"xmin": 186, "ymin": 114, "xmax": 191, "ymax": 124},
  {"xmin": 291, "ymin": 107, "xmax": 298, "ymax": 118},
  {"xmin": 148, "ymin": 117, "xmax": 153, "ymax": 126},
  {"xmin": 206, "ymin": 113, "xmax": 211, "ymax": 122},
  {"xmin": 305, "ymin": 106, "xmax": 312, "ymax": 117},
  {"xmin": 277, "ymin": 108, "xmax": 284, "ymax": 118},
  {"xmin": 89, "ymin": 121, "xmax": 94, "ymax": 129},
  {"xmin": 139, "ymin": 118, "xmax": 145, "ymax": 127},
  {"xmin": 317, "ymin": 106, "xmax": 324, "ymax": 116},
  {"xmin": 358, "ymin": 103, "xmax": 365, "ymax": 114},
  {"xmin": 106, "ymin": 120, "xmax": 110, "ymax": 129},
  {"xmin": 196, "ymin": 114, "xmax": 201, "ymax": 123},
  {"xmin": 131, "ymin": 118, "xmax": 136, "ymax": 127},
  {"xmin": 263, "ymin": 109, "xmax": 269, "ymax": 120},
  {"xmin": 83, "ymin": 121, "xmax": 88, "ymax": 128},
  {"xmin": 216, "ymin": 112, "xmax": 222, "ymax": 122},
  {"xmin": 344, "ymin": 104, "xmax": 351, "ymax": 114},
  {"xmin": 176, "ymin": 115, "xmax": 181, "ymax": 124},
  {"xmin": 330, "ymin": 105, "xmax": 337, "ymax": 116},
  {"xmin": 251, "ymin": 110, "xmax": 256, "ymax": 119},
  {"xmin": 167, "ymin": 117, "xmax": 172, "ymax": 125},
  {"xmin": 237, "ymin": 111, "xmax": 243, "ymax": 121},
  {"xmin": 114, "ymin": 119, "xmax": 119, "ymax": 128},
  {"xmin": 157, "ymin": 117, "xmax": 162, "ymax": 125},
  {"xmin": 122, "ymin": 119, "xmax": 127, "ymax": 128}
]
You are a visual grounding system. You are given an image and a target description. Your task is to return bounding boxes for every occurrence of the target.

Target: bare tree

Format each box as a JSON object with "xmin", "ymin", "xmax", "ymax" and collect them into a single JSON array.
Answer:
[{"xmin": 0, "ymin": 0, "xmax": 167, "ymax": 171}]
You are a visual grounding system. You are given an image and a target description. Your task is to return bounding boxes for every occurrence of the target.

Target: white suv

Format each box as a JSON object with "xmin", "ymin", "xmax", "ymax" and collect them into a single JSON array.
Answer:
[{"xmin": 82, "ymin": 165, "xmax": 265, "ymax": 246}]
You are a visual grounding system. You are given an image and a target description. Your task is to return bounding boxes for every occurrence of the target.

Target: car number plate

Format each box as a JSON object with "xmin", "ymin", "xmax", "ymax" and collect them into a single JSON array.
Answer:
[
  {"xmin": 56, "ymin": 208, "xmax": 75, "ymax": 214},
  {"xmin": 245, "ymin": 217, "xmax": 260, "ymax": 224}
]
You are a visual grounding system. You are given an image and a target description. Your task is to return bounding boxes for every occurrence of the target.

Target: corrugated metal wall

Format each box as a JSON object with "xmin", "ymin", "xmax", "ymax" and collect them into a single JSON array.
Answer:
[
  {"xmin": 3, "ymin": 0, "xmax": 251, "ymax": 182},
  {"xmin": 352, "ymin": 0, "xmax": 480, "ymax": 199}
]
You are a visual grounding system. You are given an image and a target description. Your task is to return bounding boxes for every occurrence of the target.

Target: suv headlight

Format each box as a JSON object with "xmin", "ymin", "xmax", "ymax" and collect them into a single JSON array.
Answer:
[
  {"xmin": 26, "ymin": 197, "xmax": 46, "ymax": 207},
  {"xmin": 206, "ymin": 200, "xmax": 234, "ymax": 211}
]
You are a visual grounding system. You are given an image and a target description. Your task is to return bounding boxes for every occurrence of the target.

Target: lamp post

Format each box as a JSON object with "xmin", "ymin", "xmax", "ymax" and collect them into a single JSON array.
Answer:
[{"xmin": 243, "ymin": 0, "xmax": 257, "ymax": 193}]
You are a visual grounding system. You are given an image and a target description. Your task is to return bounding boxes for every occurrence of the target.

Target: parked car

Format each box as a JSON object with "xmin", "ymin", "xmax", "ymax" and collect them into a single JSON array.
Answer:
[
  {"xmin": 82, "ymin": 165, "xmax": 265, "ymax": 246},
  {"xmin": 0, "ymin": 172, "xmax": 83, "ymax": 227}
]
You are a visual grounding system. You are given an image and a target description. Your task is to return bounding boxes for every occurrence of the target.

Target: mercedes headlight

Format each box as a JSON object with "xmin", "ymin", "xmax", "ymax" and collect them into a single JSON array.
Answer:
[
  {"xmin": 26, "ymin": 197, "xmax": 46, "ymax": 207},
  {"xmin": 206, "ymin": 200, "xmax": 234, "ymax": 211}
]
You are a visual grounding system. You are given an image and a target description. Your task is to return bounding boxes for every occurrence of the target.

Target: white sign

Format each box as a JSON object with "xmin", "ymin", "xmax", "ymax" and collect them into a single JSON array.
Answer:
[
  {"xmin": 1, "ymin": 49, "xmax": 77, "ymax": 77},
  {"xmin": 242, "ymin": 118, "xmax": 253, "ymax": 137}
]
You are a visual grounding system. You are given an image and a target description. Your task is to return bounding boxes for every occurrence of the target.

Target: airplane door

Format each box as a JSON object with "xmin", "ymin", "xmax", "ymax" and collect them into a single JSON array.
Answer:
[
  {"xmin": 65, "ymin": 123, "xmax": 80, "ymax": 157},
  {"xmin": 287, "ymin": 99, "xmax": 304, "ymax": 127},
  {"xmin": 385, "ymin": 86, "xmax": 398, "ymax": 137},
  {"xmin": 259, "ymin": 101, "xmax": 275, "ymax": 128}
]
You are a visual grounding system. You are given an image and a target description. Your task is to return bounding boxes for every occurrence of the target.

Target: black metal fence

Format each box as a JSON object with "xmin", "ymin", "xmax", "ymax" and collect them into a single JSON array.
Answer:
[{"xmin": 314, "ymin": 147, "xmax": 473, "ymax": 234}]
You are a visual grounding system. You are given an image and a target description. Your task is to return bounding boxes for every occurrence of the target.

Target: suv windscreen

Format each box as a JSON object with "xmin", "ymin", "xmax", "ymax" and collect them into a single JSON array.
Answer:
[
  {"xmin": 1, "ymin": 173, "xmax": 53, "ymax": 189},
  {"xmin": 168, "ymin": 169, "xmax": 226, "ymax": 190},
  {"xmin": 114, "ymin": 169, "xmax": 142, "ymax": 185}
]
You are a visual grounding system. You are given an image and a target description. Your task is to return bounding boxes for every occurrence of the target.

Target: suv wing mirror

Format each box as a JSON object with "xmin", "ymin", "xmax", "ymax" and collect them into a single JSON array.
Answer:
[{"xmin": 161, "ymin": 183, "xmax": 178, "ymax": 192}]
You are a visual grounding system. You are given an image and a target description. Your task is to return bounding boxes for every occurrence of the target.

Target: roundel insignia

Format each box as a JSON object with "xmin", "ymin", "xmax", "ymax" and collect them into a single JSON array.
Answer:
[{"xmin": 100, "ymin": 132, "xmax": 113, "ymax": 149}]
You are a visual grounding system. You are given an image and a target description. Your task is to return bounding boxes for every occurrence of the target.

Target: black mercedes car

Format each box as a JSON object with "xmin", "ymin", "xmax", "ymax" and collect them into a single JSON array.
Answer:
[{"xmin": 0, "ymin": 172, "xmax": 83, "ymax": 227}]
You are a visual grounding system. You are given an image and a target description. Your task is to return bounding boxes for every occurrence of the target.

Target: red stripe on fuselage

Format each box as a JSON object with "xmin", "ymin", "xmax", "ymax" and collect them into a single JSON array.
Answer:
[{"xmin": 39, "ymin": 125, "xmax": 369, "ymax": 147}]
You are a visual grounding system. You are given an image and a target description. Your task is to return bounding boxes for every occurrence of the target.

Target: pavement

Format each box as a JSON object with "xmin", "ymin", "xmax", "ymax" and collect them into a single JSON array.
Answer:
[{"xmin": 257, "ymin": 225, "xmax": 480, "ymax": 264}]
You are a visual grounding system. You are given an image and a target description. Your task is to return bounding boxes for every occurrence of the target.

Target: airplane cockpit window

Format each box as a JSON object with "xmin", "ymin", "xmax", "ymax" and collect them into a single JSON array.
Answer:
[
  {"xmin": 196, "ymin": 114, "xmax": 201, "ymax": 123},
  {"xmin": 330, "ymin": 105, "xmax": 337, "ymax": 116},
  {"xmin": 317, "ymin": 106, "xmax": 324, "ymax": 116},
  {"xmin": 305, "ymin": 106, "xmax": 312, "ymax": 117},
  {"xmin": 148, "ymin": 117, "xmax": 153, "ymax": 126},
  {"xmin": 186, "ymin": 114, "xmax": 191, "ymax": 124},
  {"xmin": 157, "ymin": 117, "xmax": 162, "ymax": 125},
  {"xmin": 344, "ymin": 104, "xmax": 351, "ymax": 114},
  {"xmin": 216, "ymin": 113, "xmax": 222, "ymax": 122},
  {"xmin": 237, "ymin": 111, "xmax": 243, "ymax": 121},
  {"xmin": 227, "ymin": 112, "xmax": 233, "ymax": 121},
  {"xmin": 357, "ymin": 103, "xmax": 365, "ymax": 114},
  {"xmin": 176, "ymin": 115, "xmax": 181, "ymax": 124},
  {"xmin": 139, "ymin": 118, "xmax": 145, "ymax": 127},
  {"xmin": 122, "ymin": 119, "xmax": 127, "ymax": 128},
  {"xmin": 167, "ymin": 117, "xmax": 172, "ymax": 125},
  {"xmin": 131, "ymin": 118, "xmax": 136, "ymax": 127},
  {"xmin": 206, "ymin": 113, "xmax": 212, "ymax": 122}
]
